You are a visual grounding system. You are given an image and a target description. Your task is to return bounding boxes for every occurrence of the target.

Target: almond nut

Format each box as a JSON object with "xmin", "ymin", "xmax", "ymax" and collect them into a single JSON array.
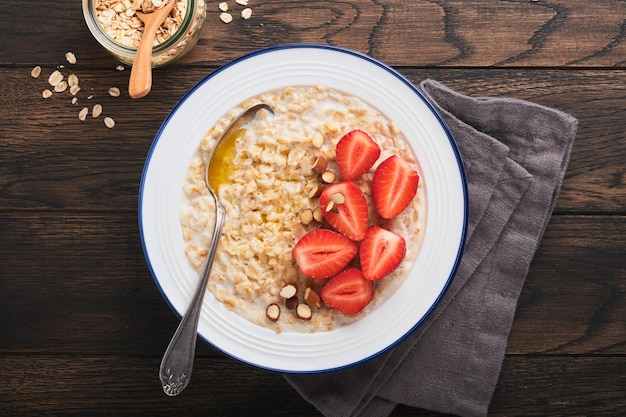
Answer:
[
  {"xmin": 321, "ymin": 171, "xmax": 336, "ymax": 184},
  {"xmin": 266, "ymin": 303, "xmax": 281, "ymax": 322},
  {"xmin": 311, "ymin": 155, "xmax": 328, "ymax": 174},
  {"xmin": 312, "ymin": 207, "xmax": 324, "ymax": 222},
  {"xmin": 308, "ymin": 185, "xmax": 325, "ymax": 199},
  {"xmin": 279, "ymin": 283, "xmax": 298, "ymax": 299},
  {"xmin": 300, "ymin": 209, "xmax": 313, "ymax": 225},
  {"xmin": 285, "ymin": 295, "xmax": 299, "ymax": 310},
  {"xmin": 304, "ymin": 287, "xmax": 322, "ymax": 309},
  {"xmin": 296, "ymin": 303, "xmax": 312, "ymax": 320},
  {"xmin": 331, "ymin": 192, "xmax": 346, "ymax": 205}
]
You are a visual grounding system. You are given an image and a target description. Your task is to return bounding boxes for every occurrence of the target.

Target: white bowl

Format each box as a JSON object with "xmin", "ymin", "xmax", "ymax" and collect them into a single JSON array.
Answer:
[{"xmin": 139, "ymin": 44, "xmax": 468, "ymax": 373}]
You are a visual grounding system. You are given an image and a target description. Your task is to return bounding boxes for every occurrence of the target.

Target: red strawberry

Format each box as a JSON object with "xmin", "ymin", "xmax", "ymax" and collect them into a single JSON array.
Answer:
[
  {"xmin": 336, "ymin": 129, "xmax": 381, "ymax": 180},
  {"xmin": 372, "ymin": 155, "xmax": 419, "ymax": 219},
  {"xmin": 319, "ymin": 182, "xmax": 369, "ymax": 241},
  {"xmin": 321, "ymin": 268, "xmax": 373, "ymax": 314},
  {"xmin": 292, "ymin": 229, "xmax": 358, "ymax": 279},
  {"xmin": 359, "ymin": 225, "xmax": 406, "ymax": 281}
]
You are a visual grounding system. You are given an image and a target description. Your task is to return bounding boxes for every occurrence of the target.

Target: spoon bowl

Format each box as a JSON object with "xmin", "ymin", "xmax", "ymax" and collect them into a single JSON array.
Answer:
[{"xmin": 159, "ymin": 103, "xmax": 274, "ymax": 396}]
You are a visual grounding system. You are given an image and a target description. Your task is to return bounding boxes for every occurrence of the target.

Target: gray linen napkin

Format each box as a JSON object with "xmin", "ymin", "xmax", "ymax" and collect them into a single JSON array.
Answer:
[{"xmin": 285, "ymin": 79, "xmax": 578, "ymax": 417}]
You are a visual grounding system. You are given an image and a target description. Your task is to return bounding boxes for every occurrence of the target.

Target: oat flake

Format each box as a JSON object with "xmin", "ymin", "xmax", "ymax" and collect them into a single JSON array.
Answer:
[
  {"xmin": 92, "ymin": 104, "xmax": 103, "ymax": 118},
  {"xmin": 65, "ymin": 52, "xmax": 77, "ymax": 64},
  {"xmin": 220, "ymin": 12, "xmax": 233, "ymax": 23},
  {"xmin": 31, "ymin": 66, "xmax": 42, "ymax": 78},
  {"xmin": 48, "ymin": 70, "xmax": 63, "ymax": 87},
  {"xmin": 70, "ymin": 84, "xmax": 81, "ymax": 96},
  {"xmin": 104, "ymin": 117, "xmax": 116, "ymax": 128},
  {"xmin": 54, "ymin": 81, "xmax": 68, "ymax": 93},
  {"xmin": 79, "ymin": 107, "xmax": 89, "ymax": 121}
]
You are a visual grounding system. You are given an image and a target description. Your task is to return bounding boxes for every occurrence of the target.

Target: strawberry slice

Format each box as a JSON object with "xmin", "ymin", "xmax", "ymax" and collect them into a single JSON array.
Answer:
[
  {"xmin": 372, "ymin": 155, "xmax": 419, "ymax": 219},
  {"xmin": 336, "ymin": 129, "xmax": 381, "ymax": 180},
  {"xmin": 359, "ymin": 225, "xmax": 406, "ymax": 281},
  {"xmin": 320, "ymin": 182, "xmax": 369, "ymax": 241},
  {"xmin": 292, "ymin": 229, "xmax": 358, "ymax": 279},
  {"xmin": 321, "ymin": 268, "xmax": 373, "ymax": 314}
]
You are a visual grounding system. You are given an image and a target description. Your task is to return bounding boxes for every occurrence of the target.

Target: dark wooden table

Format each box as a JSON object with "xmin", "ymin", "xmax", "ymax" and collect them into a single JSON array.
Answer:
[{"xmin": 1, "ymin": 1, "xmax": 625, "ymax": 415}]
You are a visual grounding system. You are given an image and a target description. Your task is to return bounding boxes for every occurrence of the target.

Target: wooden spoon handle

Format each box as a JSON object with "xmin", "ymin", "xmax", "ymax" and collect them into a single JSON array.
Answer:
[{"xmin": 128, "ymin": 17, "xmax": 158, "ymax": 99}]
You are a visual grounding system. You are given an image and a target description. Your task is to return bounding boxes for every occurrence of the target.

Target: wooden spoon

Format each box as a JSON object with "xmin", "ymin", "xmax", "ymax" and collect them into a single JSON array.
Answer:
[{"xmin": 128, "ymin": 0, "xmax": 176, "ymax": 99}]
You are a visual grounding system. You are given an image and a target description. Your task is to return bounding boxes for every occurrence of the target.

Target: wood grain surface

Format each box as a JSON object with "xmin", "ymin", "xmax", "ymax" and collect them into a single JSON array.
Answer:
[{"xmin": 1, "ymin": 0, "xmax": 625, "ymax": 415}]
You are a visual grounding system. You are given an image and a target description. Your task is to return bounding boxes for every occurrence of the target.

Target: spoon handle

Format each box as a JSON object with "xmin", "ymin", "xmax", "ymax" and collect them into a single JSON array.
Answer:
[
  {"xmin": 159, "ymin": 200, "xmax": 226, "ymax": 396},
  {"xmin": 128, "ymin": 14, "xmax": 158, "ymax": 99}
]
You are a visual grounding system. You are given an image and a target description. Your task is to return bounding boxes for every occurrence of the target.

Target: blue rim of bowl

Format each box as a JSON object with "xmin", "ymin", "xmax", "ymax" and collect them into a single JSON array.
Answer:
[{"xmin": 138, "ymin": 43, "xmax": 469, "ymax": 374}]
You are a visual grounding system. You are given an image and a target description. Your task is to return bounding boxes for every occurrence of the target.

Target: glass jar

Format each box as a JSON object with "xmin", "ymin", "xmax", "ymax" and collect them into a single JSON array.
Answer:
[{"xmin": 82, "ymin": 0, "xmax": 206, "ymax": 67}]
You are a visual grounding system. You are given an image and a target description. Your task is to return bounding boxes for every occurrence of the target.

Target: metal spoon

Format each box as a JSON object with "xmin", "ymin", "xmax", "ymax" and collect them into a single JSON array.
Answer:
[
  {"xmin": 128, "ymin": 0, "xmax": 176, "ymax": 99},
  {"xmin": 159, "ymin": 103, "xmax": 274, "ymax": 396}
]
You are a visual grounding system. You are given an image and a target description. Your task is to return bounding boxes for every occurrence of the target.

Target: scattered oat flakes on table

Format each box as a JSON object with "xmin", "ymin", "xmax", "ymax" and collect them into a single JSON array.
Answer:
[
  {"xmin": 31, "ymin": 66, "xmax": 42, "ymax": 79},
  {"xmin": 92, "ymin": 104, "xmax": 103, "ymax": 118},
  {"xmin": 65, "ymin": 52, "xmax": 77, "ymax": 64},
  {"xmin": 48, "ymin": 70, "xmax": 64, "ymax": 87},
  {"xmin": 220, "ymin": 12, "xmax": 233, "ymax": 23},
  {"xmin": 79, "ymin": 107, "xmax": 89, "ymax": 121},
  {"xmin": 70, "ymin": 84, "xmax": 81, "ymax": 96}
]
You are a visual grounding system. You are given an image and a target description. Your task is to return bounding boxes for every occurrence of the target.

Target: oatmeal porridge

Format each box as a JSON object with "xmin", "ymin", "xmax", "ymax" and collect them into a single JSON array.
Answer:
[{"xmin": 179, "ymin": 85, "xmax": 426, "ymax": 333}]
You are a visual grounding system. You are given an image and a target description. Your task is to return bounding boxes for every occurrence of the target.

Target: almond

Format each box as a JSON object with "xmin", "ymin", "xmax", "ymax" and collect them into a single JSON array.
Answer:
[
  {"xmin": 296, "ymin": 303, "xmax": 312, "ymax": 320},
  {"xmin": 308, "ymin": 185, "xmax": 325, "ymax": 199},
  {"xmin": 304, "ymin": 287, "xmax": 322, "ymax": 309},
  {"xmin": 331, "ymin": 192, "xmax": 346, "ymax": 205},
  {"xmin": 279, "ymin": 283, "xmax": 298, "ymax": 299},
  {"xmin": 312, "ymin": 207, "xmax": 324, "ymax": 222},
  {"xmin": 312, "ymin": 155, "xmax": 328, "ymax": 174},
  {"xmin": 300, "ymin": 209, "xmax": 314, "ymax": 225},
  {"xmin": 285, "ymin": 296, "xmax": 299, "ymax": 310},
  {"xmin": 321, "ymin": 171, "xmax": 336, "ymax": 184},
  {"xmin": 266, "ymin": 303, "xmax": 281, "ymax": 322}
]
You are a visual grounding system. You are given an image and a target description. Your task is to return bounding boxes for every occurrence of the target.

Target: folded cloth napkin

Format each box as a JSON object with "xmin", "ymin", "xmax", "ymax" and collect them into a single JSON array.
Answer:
[{"xmin": 285, "ymin": 79, "xmax": 578, "ymax": 417}]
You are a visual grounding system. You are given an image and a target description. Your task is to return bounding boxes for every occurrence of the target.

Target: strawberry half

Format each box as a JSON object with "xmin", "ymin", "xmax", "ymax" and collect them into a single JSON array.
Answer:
[
  {"xmin": 292, "ymin": 229, "xmax": 358, "ymax": 279},
  {"xmin": 336, "ymin": 129, "xmax": 381, "ymax": 180},
  {"xmin": 320, "ymin": 182, "xmax": 369, "ymax": 241},
  {"xmin": 321, "ymin": 268, "xmax": 373, "ymax": 314},
  {"xmin": 372, "ymin": 155, "xmax": 419, "ymax": 219},
  {"xmin": 359, "ymin": 225, "xmax": 406, "ymax": 281}
]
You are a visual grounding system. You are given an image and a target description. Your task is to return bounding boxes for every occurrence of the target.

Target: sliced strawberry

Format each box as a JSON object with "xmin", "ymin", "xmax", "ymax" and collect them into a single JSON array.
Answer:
[
  {"xmin": 372, "ymin": 155, "xmax": 419, "ymax": 219},
  {"xmin": 292, "ymin": 229, "xmax": 358, "ymax": 279},
  {"xmin": 319, "ymin": 182, "xmax": 369, "ymax": 241},
  {"xmin": 321, "ymin": 268, "xmax": 373, "ymax": 314},
  {"xmin": 359, "ymin": 225, "xmax": 406, "ymax": 281},
  {"xmin": 336, "ymin": 129, "xmax": 381, "ymax": 180}
]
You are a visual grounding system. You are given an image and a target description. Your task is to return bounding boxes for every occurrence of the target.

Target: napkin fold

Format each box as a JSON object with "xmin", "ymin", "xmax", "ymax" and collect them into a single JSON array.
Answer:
[{"xmin": 285, "ymin": 79, "xmax": 577, "ymax": 417}]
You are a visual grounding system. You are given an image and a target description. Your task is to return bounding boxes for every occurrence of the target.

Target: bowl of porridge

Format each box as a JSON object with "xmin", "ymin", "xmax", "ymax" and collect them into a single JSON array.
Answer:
[{"xmin": 140, "ymin": 45, "xmax": 467, "ymax": 373}]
